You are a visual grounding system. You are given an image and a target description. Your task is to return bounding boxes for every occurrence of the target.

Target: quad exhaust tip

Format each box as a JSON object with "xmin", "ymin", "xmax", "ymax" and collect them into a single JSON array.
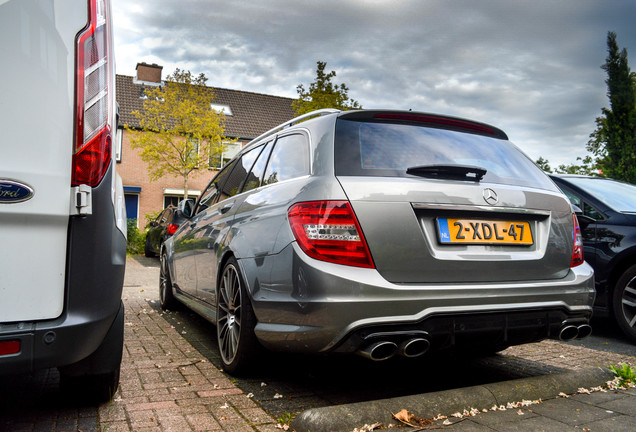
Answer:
[
  {"xmin": 398, "ymin": 338, "xmax": 430, "ymax": 358},
  {"xmin": 558, "ymin": 323, "xmax": 593, "ymax": 341},
  {"xmin": 357, "ymin": 341, "xmax": 398, "ymax": 361},
  {"xmin": 357, "ymin": 337, "xmax": 431, "ymax": 361}
]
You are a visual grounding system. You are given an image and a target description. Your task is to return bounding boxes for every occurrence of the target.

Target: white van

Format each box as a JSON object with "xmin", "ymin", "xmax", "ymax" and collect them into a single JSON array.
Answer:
[{"xmin": 0, "ymin": 0, "xmax": 126, "ymax": 401}]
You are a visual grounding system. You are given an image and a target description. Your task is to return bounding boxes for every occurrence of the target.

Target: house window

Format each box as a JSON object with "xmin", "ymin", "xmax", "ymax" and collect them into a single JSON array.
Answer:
[
  {"xmin": 186, "ymin": 138, "xmax": 199, "ymax": 164},
  {"xmin": 163, "ymin": 189, "xmax": 201, "ymax": 208},
  {"xmin": 209, "ymin": 141, "xmax": 242, "ymax": 169},
  {"xmin": 210, "ymin": 103, "xmax": 233, "ymax": 116}
]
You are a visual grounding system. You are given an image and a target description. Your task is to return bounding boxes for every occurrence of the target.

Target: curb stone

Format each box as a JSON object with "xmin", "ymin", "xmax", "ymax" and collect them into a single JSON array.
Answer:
[{"xmin": 290, "ymin": 367, "xmax": 615, "ymax": 432}]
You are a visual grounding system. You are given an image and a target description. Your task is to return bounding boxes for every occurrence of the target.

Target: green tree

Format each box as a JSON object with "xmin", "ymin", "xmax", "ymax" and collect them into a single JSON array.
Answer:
[
  {"xmin": 587, "ymin": 32, "xmax": 636, "ymax": 182},
  {"xmin": 535, "ymin": 157, "xmax": 553, "ymax": 173},
  {"xmin": 292, "ymin": 61, "xmax": 362, "ymax": 115},
  {"xmin": 555, "ymin": 156, "xmax": 601, "ymax": 176},
  {"xmin": 127, "ymin": 69, "xmax": 233, "ymax": 199}
]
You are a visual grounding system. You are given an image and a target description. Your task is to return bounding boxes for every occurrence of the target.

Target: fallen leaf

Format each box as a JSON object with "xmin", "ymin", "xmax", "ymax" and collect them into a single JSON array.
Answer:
[
  {"xmin": 391, "ymin": 409, "xmax": 430, "ymax": 427},
  {"xmin": 393, "ymin": 409, "xmax": 413, "ymax": 424}
]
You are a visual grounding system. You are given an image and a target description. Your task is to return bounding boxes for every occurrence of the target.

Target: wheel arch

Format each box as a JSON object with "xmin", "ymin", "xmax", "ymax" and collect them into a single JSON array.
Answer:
[{"xmin": 608, "ymin": 247, "xmax": 636, "ymax": 305}]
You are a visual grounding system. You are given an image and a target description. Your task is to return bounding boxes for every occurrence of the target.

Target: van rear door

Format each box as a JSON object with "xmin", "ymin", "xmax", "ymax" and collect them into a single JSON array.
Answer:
[{"xmin": 0, "ymin": 1, "xmax": 88, "ymax": 322}]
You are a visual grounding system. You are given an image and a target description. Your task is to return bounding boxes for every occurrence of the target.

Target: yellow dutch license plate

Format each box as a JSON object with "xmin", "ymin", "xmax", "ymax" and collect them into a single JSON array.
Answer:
[{"xmin": 437, "ymin": 218, "xmax": 533, "ymax": 245}]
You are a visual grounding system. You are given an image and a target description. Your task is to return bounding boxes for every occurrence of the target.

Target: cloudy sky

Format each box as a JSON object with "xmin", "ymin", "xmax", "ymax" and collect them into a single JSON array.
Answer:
[{"xmin": 111, "ymin": 0, "xmax": 635, "ymax": 168}]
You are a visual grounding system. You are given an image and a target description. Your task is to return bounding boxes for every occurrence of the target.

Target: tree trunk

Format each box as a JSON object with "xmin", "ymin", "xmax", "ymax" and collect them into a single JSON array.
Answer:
[{"xmin": 183, "ymin": 175, "xmax": 189, "ymax": 200}]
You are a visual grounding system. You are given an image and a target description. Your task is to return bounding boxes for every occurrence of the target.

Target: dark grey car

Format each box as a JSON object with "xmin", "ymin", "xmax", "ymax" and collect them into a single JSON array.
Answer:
[{"xmin": 161, "ymin": 109, "xmax": 595, "ymax": 374}]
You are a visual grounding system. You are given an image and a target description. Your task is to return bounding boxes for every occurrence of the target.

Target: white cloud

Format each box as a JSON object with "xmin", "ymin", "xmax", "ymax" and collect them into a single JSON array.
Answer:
[{"xmin": 111, "ymin": 0, "xmax": 636, "ymax": 168}]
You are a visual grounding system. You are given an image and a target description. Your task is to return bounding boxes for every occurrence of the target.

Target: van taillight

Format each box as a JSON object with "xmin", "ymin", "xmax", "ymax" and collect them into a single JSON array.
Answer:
[
  {"xmin": 72, "ymin": 0, "xmax": 112, "ymax": 187},
  {"xmin": 288, "ymin": 201, "xmax": 375, "ymax": 268},
  {"xmin": 0, "ymin": 340, "xmax": 20, "ymax": 356},
  {"xmin": 571, "ymin": 214, "xmax": 585, "ymax": 267}
]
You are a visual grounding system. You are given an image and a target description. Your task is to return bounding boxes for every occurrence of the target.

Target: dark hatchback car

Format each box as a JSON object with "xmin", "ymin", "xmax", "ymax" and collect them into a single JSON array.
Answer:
[
  {"xmin": 145, "ymin": 206, "xmax": 185, "ymax": 257},
  {"xmin": 550, "ymin": 174, "xmax": 636, "ymax": 343}
]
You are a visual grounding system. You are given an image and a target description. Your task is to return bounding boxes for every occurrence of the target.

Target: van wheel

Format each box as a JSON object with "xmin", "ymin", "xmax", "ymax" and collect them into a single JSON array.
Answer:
[
  {"xmin": 216, "ymin": 257, "xmax": 258, "ymax": 374},
  {"xmin": 613, "ymin": 265, "xmax": 636, "ymax": 343},
  {"xmin": 160, "ymin": 253, "xmax": 178, "ymax": 310},
  {"xmin": 61, "ymin": 366, "xmax": 120, "ymax": 403},
  {"xmin": 59, "ymin": 303, "xmax": 124, "ymax": 403}
]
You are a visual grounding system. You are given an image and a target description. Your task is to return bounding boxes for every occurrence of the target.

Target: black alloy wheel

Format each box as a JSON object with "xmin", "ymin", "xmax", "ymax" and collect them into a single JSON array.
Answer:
[
  {"xmin": 216, "ymin": 257, "xmax": 257, "ymax": 374},
  {"xmin": 613, "ymin": 264, "xmax": 636, "ymax": 343}
]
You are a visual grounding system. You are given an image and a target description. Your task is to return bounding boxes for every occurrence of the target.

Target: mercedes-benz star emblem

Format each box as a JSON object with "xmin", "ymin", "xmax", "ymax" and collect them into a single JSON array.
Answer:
[{"xmin": 483, "ymin": 188, "xmax": 498, "ymax": 205}]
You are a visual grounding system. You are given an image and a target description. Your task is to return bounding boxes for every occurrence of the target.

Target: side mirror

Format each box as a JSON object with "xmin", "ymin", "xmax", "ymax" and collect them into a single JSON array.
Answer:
[
  {"xmin": 149, "ymin": 221, "xmax": 159, "ymax": 228},
  {"xmin": 177, "ymin": 198, "xmax": 195, "ymax": 219}
]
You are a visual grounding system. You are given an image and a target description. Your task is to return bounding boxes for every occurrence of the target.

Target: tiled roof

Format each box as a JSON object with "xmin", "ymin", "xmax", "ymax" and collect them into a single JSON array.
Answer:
[{"xmin": 116, "ymin": 74, "xmax": 296, "ymax": 140}]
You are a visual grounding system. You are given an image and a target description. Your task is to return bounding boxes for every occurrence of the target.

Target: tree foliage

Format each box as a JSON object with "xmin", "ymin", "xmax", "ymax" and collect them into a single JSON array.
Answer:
[
  {"xmin": 535, "ymin": 157, "xmax": 553, "ymax": 173},
  {"xmin": 536, "ymin": 156, "xmax": 601, "ymax": 176},
  {"xmin": 127, "ymin": 69, "xmax": 232, "ymax": 198},
  {"xmin": 292, "ymin": 61, "xmax": 362, "ymax": 115},
  {"xmin": 587, "ymin": 32, "xmax": 636, "ymax": 183}
]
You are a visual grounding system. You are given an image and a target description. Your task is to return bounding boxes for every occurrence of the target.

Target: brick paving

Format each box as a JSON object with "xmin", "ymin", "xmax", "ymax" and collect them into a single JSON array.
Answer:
[
  {"xmin": 98, "ymin": 258, "xmax": 278, "ymax": 432},
  {"xmin": 1, "ymin": 256, "xmax": 635, "ymax": 431}
]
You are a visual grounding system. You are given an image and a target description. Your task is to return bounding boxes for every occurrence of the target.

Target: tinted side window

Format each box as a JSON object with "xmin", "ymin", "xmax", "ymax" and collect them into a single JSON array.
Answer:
[
  {"xmin": 263, "ymin": 134, "xmax": 309, "ymax": 186},
  {"xmin": 197, "ymin": 159, "xmax": 239, "ymax": 213},
  {"xmin": 220, "ymin": 146, "xmax": 263, "ymax": 201},
  {"xmin": 242, "ymin": 140, "xmax": 273, "ymax": 193}
]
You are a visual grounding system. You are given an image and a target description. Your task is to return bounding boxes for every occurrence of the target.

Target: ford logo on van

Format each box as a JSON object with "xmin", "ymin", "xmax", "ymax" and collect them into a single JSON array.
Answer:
[{"xmin": 0, "ymin": 180, "xmax": 34, "ymax": 203}]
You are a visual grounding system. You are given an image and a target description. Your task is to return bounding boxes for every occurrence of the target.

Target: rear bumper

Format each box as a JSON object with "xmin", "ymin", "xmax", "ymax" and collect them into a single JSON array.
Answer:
[
  {"xmin": 249, "ymin": 243, "xmax": 595, "ymax": 354},
  {"xmin": 0, "ymin": 168, "xmax": 126, "ymax": 374},
  {"xmin": 0, "ymin": 302, "xmax": 124, "ymax": 374}
]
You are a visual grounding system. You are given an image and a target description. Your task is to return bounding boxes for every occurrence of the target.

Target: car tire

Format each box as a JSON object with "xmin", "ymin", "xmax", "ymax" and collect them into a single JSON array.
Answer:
[
  {"xmin": 144, "ymin": 236, "xmax": 154, "ymax": 257},
  {"xmin": 216, "ymin": 257, "xmax": 258, "ymax": 375},
  {"xmin": 159, "ymin": 252, "xmax": 179, "ymax": 310},
  {"xmin": 612, "ymin": 265, "xmax": 636, "ymax": 343}
]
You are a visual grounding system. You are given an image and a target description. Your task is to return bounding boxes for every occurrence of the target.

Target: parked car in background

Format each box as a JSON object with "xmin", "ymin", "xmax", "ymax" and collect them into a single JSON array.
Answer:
[
  {"xmin": 145, "ymin": 205, "xmax": 186, "ymax": 257},
  {"xmin": 550, "ymin": 174, "xmax": 636, "ymax": 343},
  {"xmin": 161, "ymin": 109, "xmax": 595, "ymax": 374},
  {"xmin": 0, "ymin": 0, "xmax": 126, "ymax": 401}
]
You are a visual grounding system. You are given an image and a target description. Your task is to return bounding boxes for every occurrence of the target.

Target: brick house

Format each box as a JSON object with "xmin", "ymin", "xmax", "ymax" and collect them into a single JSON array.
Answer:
[{"xmin": 116, "ymin": 63, "xmax": 295, "ymax": 228}]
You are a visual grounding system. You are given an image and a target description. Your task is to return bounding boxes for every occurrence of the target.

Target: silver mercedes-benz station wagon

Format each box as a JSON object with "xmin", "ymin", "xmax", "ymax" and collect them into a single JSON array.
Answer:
[{"xmin": 161, "ymin": 109, "xmax": 595, "ymax": 374}]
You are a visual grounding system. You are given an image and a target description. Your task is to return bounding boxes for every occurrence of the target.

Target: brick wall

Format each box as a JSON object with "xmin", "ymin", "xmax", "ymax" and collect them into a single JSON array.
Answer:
[{"xmin": 117, "ymin": 130, "xmax": 244, "ymax": 229}]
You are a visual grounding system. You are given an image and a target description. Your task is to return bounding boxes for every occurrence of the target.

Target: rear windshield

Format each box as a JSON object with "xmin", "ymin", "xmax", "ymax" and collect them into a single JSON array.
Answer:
[
  {"xmin": 562, "ymin": 177, "xmax": 636, "ymax": 213},
  {"xmin": 334, "ymin": 119, "xmax": 556, "ymax": 190}
]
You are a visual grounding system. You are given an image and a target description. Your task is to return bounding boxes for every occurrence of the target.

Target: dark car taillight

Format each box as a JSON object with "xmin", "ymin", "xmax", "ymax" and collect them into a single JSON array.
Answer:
[
  {"xmin": 72, "ymin": 0, "xmax": 113, "ymax": 187},
  {"xmin": 166, "ymin": 223, "xmax": 179, "ymax": 236},
  {"xmin": 288, "ymin": 201, "xmax": 375, "ymax": 268},
  {"xmin": 571, "ymin": 214, "xmax": 585, "ymax": 267}
]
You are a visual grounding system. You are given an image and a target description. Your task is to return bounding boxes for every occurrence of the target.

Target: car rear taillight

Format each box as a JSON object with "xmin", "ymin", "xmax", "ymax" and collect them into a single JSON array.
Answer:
[
  {"xmin": 571, "ymin": 214, "xmax": 584, "ymax": 267},
  {"xmin": 72, "ymin": 0, "xmax": 113, "ymax": 187},
  {"xmin": 288, "ymin": 201, "xmax": 375, "ymax": 268},
  {"xmin": 0, "ymin": 340, "xmax": 20, "ymax": 356},
  {"xmin": 166, "ymin": 223, "xmax": 179, "ymax": 236}
]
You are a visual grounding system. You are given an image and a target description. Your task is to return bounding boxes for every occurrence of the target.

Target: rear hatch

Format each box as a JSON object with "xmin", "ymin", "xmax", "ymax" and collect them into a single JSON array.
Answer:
[
  {"xmin": 0, "ymin": 1, "xmax": 102, "ymax": 322},
  {"xmin": 334, "ymin": 111, "xmax": 574, "ymax": 283}
]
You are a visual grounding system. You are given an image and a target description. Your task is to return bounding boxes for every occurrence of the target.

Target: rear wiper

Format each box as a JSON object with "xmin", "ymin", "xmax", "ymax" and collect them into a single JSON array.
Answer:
[{"xmin": 406, "ymin": 164, "xmax": 487, "ymax": 182}]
